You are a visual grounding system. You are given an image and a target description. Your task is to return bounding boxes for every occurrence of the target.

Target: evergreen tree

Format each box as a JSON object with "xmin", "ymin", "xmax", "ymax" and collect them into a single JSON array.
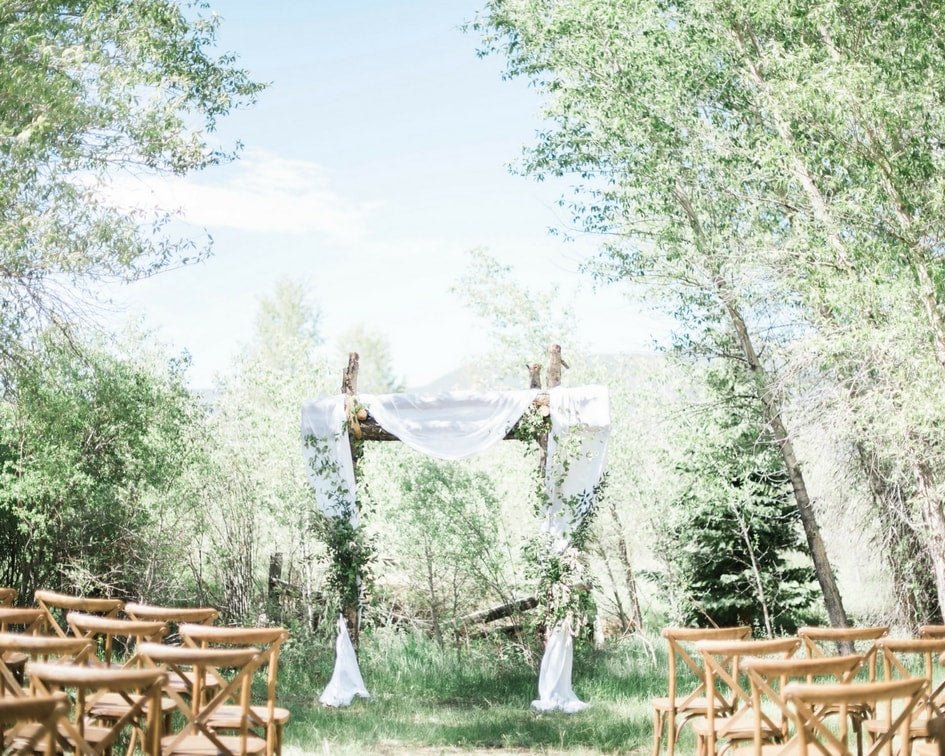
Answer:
[{"xmin": 655, "ymin": 367, "xmax": 818, "ymax": 635}]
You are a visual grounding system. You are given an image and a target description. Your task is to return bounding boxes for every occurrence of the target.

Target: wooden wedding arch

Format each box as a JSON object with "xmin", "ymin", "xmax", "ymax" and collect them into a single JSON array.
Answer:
[{"xmin": 333, "ymin": 343, "xmax": 574, "ymax": 645}]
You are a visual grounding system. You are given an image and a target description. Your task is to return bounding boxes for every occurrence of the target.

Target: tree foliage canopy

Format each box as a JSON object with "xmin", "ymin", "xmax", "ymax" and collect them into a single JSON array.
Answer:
[{"xmin": 0, "ymin": 0, "xmax": 263, "ymax": 362}]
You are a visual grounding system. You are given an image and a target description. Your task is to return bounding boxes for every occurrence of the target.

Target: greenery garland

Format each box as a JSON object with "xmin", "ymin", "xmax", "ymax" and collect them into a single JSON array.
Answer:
[{"xmin": 303, "ymin": 431, "xmax": 375, "ymax": 622}]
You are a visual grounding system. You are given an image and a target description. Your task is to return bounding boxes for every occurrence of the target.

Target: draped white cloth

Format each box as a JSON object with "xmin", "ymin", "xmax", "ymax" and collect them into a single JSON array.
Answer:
[
  {"xmin": 531, "ymin": 385, "xmax": 610, "ymax": 713},
  {"xmin": 300, "ymin": 395, "xmax": 357, "ymax": 523},
  {"xmin": 531, "ymin": 619, "xmax": 589, "ymax": 713},
  {"xmin": 318, "ymin": 615, "xmax": 371, "ymax": 707},
  {"xmin": 360, "ymin": 390, "xmax": 538, "ymax": 460},
  {"xmin": 542, "ymin": 385, "xmax": 611, "ymax": 545},
  {"xmin": 300, "ymin": 387, "xmax": 610, "ymax": 712}
]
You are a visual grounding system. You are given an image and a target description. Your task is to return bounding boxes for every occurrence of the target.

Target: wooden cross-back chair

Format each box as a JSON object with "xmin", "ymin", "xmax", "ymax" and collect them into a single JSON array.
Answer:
[
  {"xmin": 691, "ymin": 636, "xmax": 802, "ymax": 756},
  {"xmin": 122, "ymin": 604, "xmax": 222, "ymax": 702},
  {"xmin": 786, "ymin": 677, "xmax": 928, "ymax": 756},
  {"xmin": 861, "ymin": 637, "xmax": 945, "ymax": 753},
  {"xmin": 122, "ymin": 603, "xmax": 218, "ymax": 638},
  {"xmin": 797, "ymin": 624, "xmax": 891, "ymax": 745},
  {"xmin": 34, "ymin": 590, "xmax": 123, "ymax": 639},
  {"xmin": 797, "ymin": 625, "xmax": 889, "ymax": 680},
  {"xmin": 736, "ymin": 654, "xmax": 866, "ymax": 756},
  {"xmin": 0, "ymin": 692, "xmax": 70, "ymax": 755},
  {"xmin": 66, "ymin": 611, "xmax": 175, "ymax": 752},
  {"xmin": 179, "ymin": 623, "xmax": 291, "ymax": 756},
  {"xmin": 0, "ymin": 608, "xmax": 49, "ymax": 688},
  {"xmin": 651, "ymin": 625, "xmax": 753, "ymax": 756},
  {"xmin": 137, "ymin": 642, "xmax": 267, "ymax": 755},
  {"xmin": 0, "ymin": 633, "xmax": 95, "ymax": 698},
  {"xmin": 0, "ymin": 589, "xmax": 17, "ymax": 607},
  {"xmin": 26, "ymin": 661, "xmax": 167, "ymax": 756}
]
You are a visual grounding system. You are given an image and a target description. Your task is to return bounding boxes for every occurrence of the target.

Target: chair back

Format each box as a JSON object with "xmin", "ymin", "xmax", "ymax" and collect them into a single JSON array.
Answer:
[
  {"xmin": 138, "ymin": 642, "xmax": 267, "ymax": 755},
  {"xmin": 798, "ymin": 625, "xmax": 888, "ymax": 680},
  {"xmin": 123, "ymin": 603, "xmax": 218, "ymax": 625},
  {"xmin": 0, "ymin": 588, "xmax": 17, "ymax": 607},
  {"xmin": 786, "ymin": 677, "xmax": 928, "ymax": 756},
  {"xmin": 0, "ymin": 633, "xmax": 95, "ymax": 696},
  {"xmin": 0, "ymin": 692, "xmax": 70, "ymax": 754},
  {"xmin": 66, "ymin": 612, "xmax": 168, "ymax": 668},
  {"xmin": 0, "ymin": 607, "xmax": 47, "ymax": 635},
  {"xmin": 123, "ymin": 602, "xmax": 218, "ymax": 645},
  {"xmin": 27, "ymin": 661, "xmax": 166, "ymax": 756},
  {"xmin": 741, "ymin": 654, "xmax": 864, "ymax": 753},
  {"xmin": 34, "ymin": 590, "xmax": 123, "ymax": 639}
]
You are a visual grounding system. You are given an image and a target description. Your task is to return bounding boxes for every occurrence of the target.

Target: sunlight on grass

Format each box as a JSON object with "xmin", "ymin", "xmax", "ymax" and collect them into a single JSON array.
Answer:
[{"xmin": 279, "ymin": 626, "xmax": 665, "ymax": 754}]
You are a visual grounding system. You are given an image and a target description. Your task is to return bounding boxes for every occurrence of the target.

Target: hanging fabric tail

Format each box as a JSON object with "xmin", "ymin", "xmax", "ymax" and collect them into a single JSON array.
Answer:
[
  {"xmin": 531, "ymin": 619, "xmax": 589, "ymax": 713},
  {"xmin": 319, "ymin": 615, "xmax": 370, "ymax": 707}
]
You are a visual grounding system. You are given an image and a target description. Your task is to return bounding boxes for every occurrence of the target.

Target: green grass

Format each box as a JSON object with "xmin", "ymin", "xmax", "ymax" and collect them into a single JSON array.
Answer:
[{"xmin": 276, "ymin": 627, "xmax": 670, "ymax": 754}]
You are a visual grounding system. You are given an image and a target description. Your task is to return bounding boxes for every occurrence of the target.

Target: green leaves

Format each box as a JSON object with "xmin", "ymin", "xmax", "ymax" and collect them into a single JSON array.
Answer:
[{"xmin": 0, "ymin": 0, "xmax": 264, "ymax": 370}]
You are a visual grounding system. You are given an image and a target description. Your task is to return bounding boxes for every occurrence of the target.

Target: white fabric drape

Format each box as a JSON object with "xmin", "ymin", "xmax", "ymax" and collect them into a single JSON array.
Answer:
[
  {"xmin": 359, "ymin": 390, "xmax": 538, "ymax": 460},
  {"xmin": 531, "ymin": 619, "xmax": 589, "ymax": 713},
  {"xmin": 301, "ymin": 386, "xmax": 610, "ymax": 712},
  {"xmin": 541, "ymin": 385, "xmax": 611, "ymax": 545},
  {"xmin": 531, "ymin": 385, "xmax": 610, "ymax": 713},
  {"xmin": 319, "ymin": 615, "xmax": 371, "ymax": 707},
  {"xmin": 300, "ymin": 395, "xmax": 357, "ymax": 523},
  {"xmin": 300, "ymin": 396, "xmax": 369, "ymax": 705}
]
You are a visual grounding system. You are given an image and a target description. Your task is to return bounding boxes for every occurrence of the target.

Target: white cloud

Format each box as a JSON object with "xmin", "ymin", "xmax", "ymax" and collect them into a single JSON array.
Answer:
[{"xmin": 101, "ymin": 149, "xmax": 378, "ymax": 243}]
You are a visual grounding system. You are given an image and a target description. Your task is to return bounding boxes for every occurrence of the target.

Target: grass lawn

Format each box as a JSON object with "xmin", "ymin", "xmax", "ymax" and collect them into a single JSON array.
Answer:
[{"xmin": 276, "ymin": 627, "xmax": 674, "ymax": 754}]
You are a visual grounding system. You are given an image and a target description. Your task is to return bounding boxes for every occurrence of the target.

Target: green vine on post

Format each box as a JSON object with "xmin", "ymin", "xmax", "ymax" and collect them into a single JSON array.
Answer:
[{"xmin": 303, "ymin": 431, "xmax": 375, "ymax": 645}]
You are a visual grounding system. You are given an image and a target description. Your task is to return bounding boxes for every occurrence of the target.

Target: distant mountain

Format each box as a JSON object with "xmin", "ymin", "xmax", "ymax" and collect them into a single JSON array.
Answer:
[{"xmin": 407, "ymin": 351, "xmax": 667, "ymax": 394}]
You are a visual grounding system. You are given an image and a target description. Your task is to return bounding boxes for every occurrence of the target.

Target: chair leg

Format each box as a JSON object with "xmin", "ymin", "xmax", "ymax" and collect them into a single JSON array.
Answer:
[
  {"xmin": 652, "ymin": 710, "xmax": 665, "ymax": 756},
  {"xmin": 666, "ymin": 710, "xmax": 677, "ymax": 756}
]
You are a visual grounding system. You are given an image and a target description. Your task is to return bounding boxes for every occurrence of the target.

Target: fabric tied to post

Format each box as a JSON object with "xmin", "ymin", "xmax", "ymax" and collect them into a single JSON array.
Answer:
[
  {"xmin": 531, "ymin": 619, "xmax": 589, "ymax": 713},
  {"xmin": 531, "ymin": 385, "xmax": 610, "ymax": 713}
]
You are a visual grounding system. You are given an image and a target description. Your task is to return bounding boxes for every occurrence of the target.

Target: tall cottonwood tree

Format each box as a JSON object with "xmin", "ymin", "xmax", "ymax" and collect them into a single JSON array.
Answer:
[
  {"xmin": 476, "ymin": 0, "xmax": 851, "ymax": 626},
  {"xmin": 476, "ymin": 0, "xmax": 945, "ymax": 625},
  {"xmin": 0, "ymin": 1, "xmax": 262, "ymax": 368},
  {"xmin": 724, "ymin": 1, "xmax": 945, "ymax": 620}
]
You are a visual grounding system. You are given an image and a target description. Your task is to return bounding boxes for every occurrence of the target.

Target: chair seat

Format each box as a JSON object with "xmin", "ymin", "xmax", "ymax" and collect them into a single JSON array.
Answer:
[
  {"xmin": 863, "ymin": 714, "xmax": 932, "ymax": 738},
  {"xmin": 89, "ymin": 690, "xmax": 176, "ymax": 719},
  {"xmin": 165, "ymin": 667, "xmax": 223, "ymax": 695},
  {"xmin": 731, "ymin": 744, "xmax": 805, "ymax": 756},
  {"xmin": 10, "ymin": 721, "xmax": 112, "ymax": 751},
  {"xmin": 161, "ymin": 732, "xmax": 267, "ymax": 755},
  {"xmin": 651, "ymin": 695, "xmax": 714, "ymax": 713},
  {"xmin": 692, "ymin": 714, "xmax": 782, "ymax": 741},
  {"xmin": 205, "ymin": 703, "xmax": 291, "ymax": 727}
]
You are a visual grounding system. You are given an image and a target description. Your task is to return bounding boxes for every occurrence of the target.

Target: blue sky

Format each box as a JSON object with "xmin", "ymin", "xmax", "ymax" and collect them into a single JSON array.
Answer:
[{"xmin": 106, "ymin": 1, "xmax": 666, "ymax": 389}]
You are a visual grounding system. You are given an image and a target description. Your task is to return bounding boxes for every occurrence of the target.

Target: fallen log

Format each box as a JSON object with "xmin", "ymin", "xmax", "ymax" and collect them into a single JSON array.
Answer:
[{"xmin": 459, "ymin": 596, "xmax": 538, "ymax": 626}]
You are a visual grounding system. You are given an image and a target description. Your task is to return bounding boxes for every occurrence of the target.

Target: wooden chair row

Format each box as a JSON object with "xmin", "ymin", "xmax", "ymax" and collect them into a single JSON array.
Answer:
[
  {"xmin": 0, "ymin": 589, "xmax": 289, "ymax": 755},
  {"xmin": 0, "ymin": 623, "xmax": 290, "ymax": 755},
  {"xmin": 652, "ymin": 624, "xmax": 945, "ymax": 756}
]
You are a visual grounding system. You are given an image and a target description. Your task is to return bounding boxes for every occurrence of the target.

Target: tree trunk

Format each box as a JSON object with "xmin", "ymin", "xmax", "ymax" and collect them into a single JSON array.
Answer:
[
  {"xmin": 608, "ymin": 499, "xmax": 643, "ymax": 632},
  {"xmin": 672, "ymin": 180, "xmax": 850, "ymax": 628},
  {"xmin": 914, "ymin": 460, "xmax": 945, "ymax": 621},
  {"xmin": 720, "ymin": 279, "xmax": 849, "ymax": 628},
  {"xmin": 856, "ymin": 443, "xmax": 940, "ymax": 626}
]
